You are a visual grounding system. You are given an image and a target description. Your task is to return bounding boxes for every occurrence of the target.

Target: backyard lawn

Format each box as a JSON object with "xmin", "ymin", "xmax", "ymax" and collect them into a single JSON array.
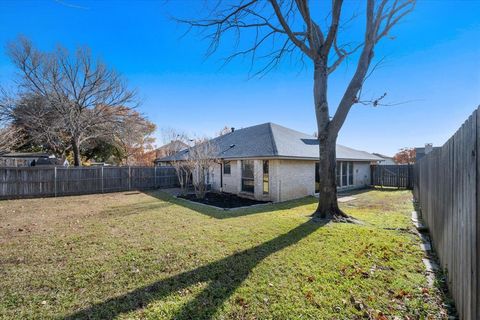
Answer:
[{"xmin": 0, "ymin": 189, "xmax": 449, "ymax": 319}]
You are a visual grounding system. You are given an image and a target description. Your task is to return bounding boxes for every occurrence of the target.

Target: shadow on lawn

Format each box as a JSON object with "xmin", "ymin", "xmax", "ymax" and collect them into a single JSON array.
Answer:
[
  {"xmin": 61, "ymin": 219, "xmax": 325, "ymax": 320},
  {"xmin": 142, "ymin": 189, "xmax": 318, "ymax": 219}
]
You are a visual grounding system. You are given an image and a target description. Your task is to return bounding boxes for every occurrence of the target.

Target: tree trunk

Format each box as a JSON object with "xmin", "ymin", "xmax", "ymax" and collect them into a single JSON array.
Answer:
[
  {"xmin": 312, "ymin": 135, "xmax": 346, "ymax": 219},
  {"xmin": 72, "ymin": 137, "xmax": 81, "ymax": 167},
  {"xmin": 311, "ymin": 60, "xmax": 348, "ymax": 220}
]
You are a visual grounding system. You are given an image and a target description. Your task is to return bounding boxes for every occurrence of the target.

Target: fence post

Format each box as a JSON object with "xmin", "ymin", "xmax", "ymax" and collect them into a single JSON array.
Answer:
[
  {"xmin": 370, "ymin": 165, "xmax": 374, "ymax": 186},
  {"xmin": 54, "ymin": 166, "xmax": 57, "ymax": 197},
  {"xmin": 128, "ymin": 166, "xmax": 131, "ymax": 190},
  {"xmin": 397, "ymin": 166, "xmax": 400, "ymax": 189},
  {"xmin": 16, "ymin": 168, "xmax": 20, "ymax": 197},
  {"xmin": 154, "ymin": 166, "xmax": 157, "ymax": 188},
  {"xmin": 101, "ymin": 166, "xmax": 104, "ymax": 193}
]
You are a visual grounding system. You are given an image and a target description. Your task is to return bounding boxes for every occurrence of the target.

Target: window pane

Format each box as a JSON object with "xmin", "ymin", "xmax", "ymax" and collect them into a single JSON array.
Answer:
[
  {"xmin": 341, "ymin": 162, "xmax": 347, "ymax": 186},
  {"xmin": 223, "ymin": 161, "xmax": 231, "ymax": 174},
  {"xmin": 242, "ymin": 160, "xmax": 255, "ymax": 193},
  {"xmin": 242, "ymin": 178, "xmax": 255, "ymax": 193},
  {"xmin": 342, "ymin": 162, "xmax": 348, "ymax": 175},
  {"xmin": 348, "ymin": 162, "xmax": 353, "ymax": 185},
  {"xmin": 336, "ymin": 162, "xmax": 341, "ymax": 186},
  {"xmin": 242, "ymin": 160, "xmax": 254, "ymax": 179},
  {"xmin": 315, "ymin": 162, "xmax": 320, "ymax": 193}
]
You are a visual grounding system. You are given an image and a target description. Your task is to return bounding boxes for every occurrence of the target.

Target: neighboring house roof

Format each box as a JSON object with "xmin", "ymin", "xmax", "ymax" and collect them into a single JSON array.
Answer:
[
  {"xmin": 35, "ymin": 158, "xmax": 68, "ymax": 166},
  {"xmin": 0, "ymin": 152, "xmax": 52, "ymax": 158},
  {"xmin": 159, "ymin": 122, "xmax": 382, "ymax": 162},
  {"xmin": 154, "ymin": 140, "xmax": 189, "ymax": 162},
  {"xmin": 415, "ymin": 146, "xmax": 441, "ymax": 161},
  {"xmin": 372, "ymin": 153, "xmax": 394, "ymax": 160}
]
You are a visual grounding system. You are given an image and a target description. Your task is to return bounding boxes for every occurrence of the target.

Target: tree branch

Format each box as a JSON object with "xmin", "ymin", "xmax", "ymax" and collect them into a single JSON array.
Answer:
[{"xmin": 269, "ymin": 0, "xmax": 314, "ymax": 59}]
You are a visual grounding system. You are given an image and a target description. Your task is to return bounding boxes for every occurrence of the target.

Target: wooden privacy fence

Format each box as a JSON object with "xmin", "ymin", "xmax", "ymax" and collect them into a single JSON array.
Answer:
[
  {"xmin": 0, "ymin": 166, "xmax": 179, "ymax": 199},
  {"xmin": 413, "ymin": 107, "xmax": 479, "ymax": 320},
  {"xmin": 370, "ymin": 164, "xmax": 413, "ymax": 189}
]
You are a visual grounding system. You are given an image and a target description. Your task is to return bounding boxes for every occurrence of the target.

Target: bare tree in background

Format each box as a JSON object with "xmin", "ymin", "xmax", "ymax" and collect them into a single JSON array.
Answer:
[
  {"xmin": 0, "ymin": 88, "xmax": 23, "ymax": 154},
  {"xmin": 217, "ymin": 125, "xmax": 231, "ymax": 137},
  {"xmin": 0, "ymin": 126, "xmax": 22, "ymax": 155},
  {"xmin": 7, "ymin": 37, "xmax": 137, "ymax": 166},
  {"xmin": 179, "ymin": 0, "xmax": 415, "ymax": 221},
  {"xmin": 160, "ymin": 128, "xmax": 191, "ymax": 194},
  {"xmin": 185, "ymin": 139, "xmax": 218, "ymax": 199},
  {"xmin": 159, "ymin": 127, "xmax": 190, "ymax": 157},
  {"xmin": 12, "ymin": 94, "xmax": 71, "ymax": 156},
  {"xmin": 171, "ymin": 159, "xmax": 191, "ymax": 195}
]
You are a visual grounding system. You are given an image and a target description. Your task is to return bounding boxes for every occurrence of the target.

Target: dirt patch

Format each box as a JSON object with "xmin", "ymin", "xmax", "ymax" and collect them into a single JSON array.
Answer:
[{"xmin": 178, "ymin": 192, "xmax": 269, "ymax": 209}]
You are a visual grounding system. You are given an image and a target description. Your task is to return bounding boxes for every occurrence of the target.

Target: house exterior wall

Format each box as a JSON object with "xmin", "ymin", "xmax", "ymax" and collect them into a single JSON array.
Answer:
[
  {"xmin": 210, "ymin": 160, "xmax": 240, "ymax": 193},
  {"xmin": 353, "ymin": 162, "xmax": 371, "ymax": 187},
  {"xmin": 272, "ymin": 160, "xmax": 315, "ymax": 202},
  {"xmin": 210, "ymin": 158, "xmax": 371, "ymax": 202},
  {"xmin": 0, "ymin": 157, "xmax": 48, "ymax": 167},
  {"xmin": 217, "ymin": 160, "xmax": 242, "ymax": 194},
  {"xmin": 378, "ymin": 158, "xmax": 396, "ymax": 165},
  {"xmin": 336, "ymin": 161, "xmax": 371, "ymax": 191}
]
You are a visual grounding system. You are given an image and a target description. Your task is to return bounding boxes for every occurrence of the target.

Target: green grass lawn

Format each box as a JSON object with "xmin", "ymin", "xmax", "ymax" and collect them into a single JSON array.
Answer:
[{"xmin": 0, "ymin": 189, "xmax": 448, "ymax": 319}]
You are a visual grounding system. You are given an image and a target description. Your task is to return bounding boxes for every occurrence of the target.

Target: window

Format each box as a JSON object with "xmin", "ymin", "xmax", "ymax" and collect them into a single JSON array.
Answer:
[
  {"xmin": 223, "ymin": 161, "xmax": 231, "ymax": 174},
  {"xmin": 348, "ymin": 162, "xmax": 354, "ymax": 185},
  {"xmin": 241, "ymin": 160, "xmax": 254, "ymax": 193},
  {"xmin": 336, "ymin": 161, "xmax": 354, "ymax": 187},
  {"xmin": 342, "ymin": 162, "xmax": 348, "ymax": 186},
  {"xmin": 315, "ymin": 162, "xmax": 320, "ymax": 193},
  {"xmin": 263, "ymin": 160, "xmax": 269, "ymax": 194}
]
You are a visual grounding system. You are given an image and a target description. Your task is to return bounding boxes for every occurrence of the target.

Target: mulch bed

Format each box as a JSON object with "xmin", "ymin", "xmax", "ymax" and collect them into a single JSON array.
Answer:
[{"xmin": 178, "ymin": 192, "xmax": 269, "ymax": 209}]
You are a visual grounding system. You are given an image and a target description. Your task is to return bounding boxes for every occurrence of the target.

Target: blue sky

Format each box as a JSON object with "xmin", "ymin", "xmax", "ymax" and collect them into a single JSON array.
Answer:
[{"xmin": 0, "ymin": 0, "xmax": 479, "ymax": 156}]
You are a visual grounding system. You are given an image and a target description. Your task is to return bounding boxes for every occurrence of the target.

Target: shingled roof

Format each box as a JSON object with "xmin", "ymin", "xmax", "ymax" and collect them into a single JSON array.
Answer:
[{"xmin": 158, "ymin": 123, "xmax": 382, "ymax": 162}]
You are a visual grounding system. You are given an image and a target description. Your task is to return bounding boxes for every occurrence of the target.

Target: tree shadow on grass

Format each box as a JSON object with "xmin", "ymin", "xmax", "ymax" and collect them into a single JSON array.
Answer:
[
  {"xmin": 143, "ymin": 189, "xmax": 318, "ymax": 220},
  {"xmin": 61, "ymin": 219, "xmax": 325, "ymax": 320}
]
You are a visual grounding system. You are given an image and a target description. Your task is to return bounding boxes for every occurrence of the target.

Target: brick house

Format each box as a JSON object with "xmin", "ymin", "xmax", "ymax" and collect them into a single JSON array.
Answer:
[{"xmin": 156, "ymin": 123, "xmax": 382, "ymax": 202}]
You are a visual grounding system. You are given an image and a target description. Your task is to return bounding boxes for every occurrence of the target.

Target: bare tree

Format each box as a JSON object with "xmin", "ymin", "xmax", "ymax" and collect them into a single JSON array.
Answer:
[
  {"xmin": 7, "ymin": 37, "xmax": 137, "ymax": 166},
  {"xmin": 159, "ymin": 127, "xmax": 190, "ymax": 158},
  {"xmin": 159, "ymin": 128, "xmax": 192, "ymax": 194},
  {"xmin": 179, "ymin": 0, "xmax": 415, "ymax": 221},
  {"xmin": 171, "ymin": 159, "xmax": 191, "ymax": 195},
  {"xmin": 185, "ymin": 138, "xmax": 218, "ymax": 199},
  {"xmin": 216, "ymin": 125, "xmax": 232, "ymax": 137},
  {"xmin": 0, "ymin": 126, "xmax": 22, "ymax": 155},
  {"xmin": 12, "ymin": 94, "xmax": 71, "ymax": 157},
  {"xmin": 0, "ymin": 88, "xmax": 23, "ymax": 154}
]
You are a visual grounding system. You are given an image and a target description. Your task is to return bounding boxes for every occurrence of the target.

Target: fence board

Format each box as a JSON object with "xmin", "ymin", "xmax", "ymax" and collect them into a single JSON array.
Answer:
[
  {"xmin": 414, "ymin": 107, "xmax": 479, "ymax": 320},
  {"xmin": 0, "ymin": 166, "xmax": 178, "ymax": 199},
  {"xmin": 370, "ymin": 164, "xmax": 413, "ymax": 189}
]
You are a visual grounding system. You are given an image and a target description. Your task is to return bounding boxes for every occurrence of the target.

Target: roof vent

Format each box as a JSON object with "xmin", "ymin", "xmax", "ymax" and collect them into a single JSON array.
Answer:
[{"xmin": 231, "ymin": 127, "xmax": 235, "ymax": 132}]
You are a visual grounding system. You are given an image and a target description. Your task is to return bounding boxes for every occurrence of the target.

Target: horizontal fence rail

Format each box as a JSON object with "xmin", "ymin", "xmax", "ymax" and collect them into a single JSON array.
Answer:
[
  {"xmin": 370, "ymin": 164, "xmax": 413, "ymax": 189},
  {"xmin": 0, "ymin": 166, "xmax": 179, "ymax": 199},
  {"xmin": 413, "ymin": 107, "xmax": 479, "ymax": 320}
]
